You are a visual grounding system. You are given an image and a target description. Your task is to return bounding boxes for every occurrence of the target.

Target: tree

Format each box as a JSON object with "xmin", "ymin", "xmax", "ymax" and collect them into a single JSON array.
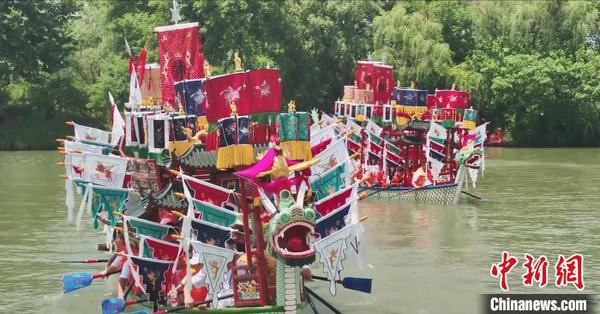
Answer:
[{"xmin": 373, "ymin": 3, "xmax": 453, "ymax": 91}]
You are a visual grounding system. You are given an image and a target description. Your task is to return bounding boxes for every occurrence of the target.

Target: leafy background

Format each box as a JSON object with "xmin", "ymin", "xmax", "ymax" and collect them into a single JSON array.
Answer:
[{"xmin": 1, "ymin": 0, "xmax": 599, "ymax": 149}]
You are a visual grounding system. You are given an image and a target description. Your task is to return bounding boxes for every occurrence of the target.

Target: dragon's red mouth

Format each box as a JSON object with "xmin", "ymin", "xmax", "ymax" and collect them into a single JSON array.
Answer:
[{"xmin": 273, "ymin": 221, "xmax": 315, "ymax": 259}]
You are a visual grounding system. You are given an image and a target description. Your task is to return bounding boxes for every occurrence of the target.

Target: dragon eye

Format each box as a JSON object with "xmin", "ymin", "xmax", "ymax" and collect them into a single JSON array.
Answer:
[
  {"xmin": 303, "ymin": 208, "xmax": 316, "ymax": 220},
  {"xmin": 278, "ymin": 212, "xmax": 291, "ymax": 224}
]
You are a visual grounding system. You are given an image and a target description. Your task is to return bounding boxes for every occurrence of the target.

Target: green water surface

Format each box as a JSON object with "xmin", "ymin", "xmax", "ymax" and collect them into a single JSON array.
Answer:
[{"xmin": 1, "ymin": 148, "xmax": 599, "ymax": 313}]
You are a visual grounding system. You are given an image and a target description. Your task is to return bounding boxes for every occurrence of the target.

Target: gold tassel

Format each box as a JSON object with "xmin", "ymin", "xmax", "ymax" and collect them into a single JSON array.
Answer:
[
  {"xmin": 216, "ymin": 144, "xmax": 255, "ymax": 169},
  {"xmin": 463, "ymin": 120, "xmax": 476, "ymax": 130},
  {"xmin": 281, "ymin": 141, "xmax": 312, "ymax": 161}
]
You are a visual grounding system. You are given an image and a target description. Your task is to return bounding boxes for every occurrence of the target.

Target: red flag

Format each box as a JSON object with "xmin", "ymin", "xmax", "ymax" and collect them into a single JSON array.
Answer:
[
  {"xmin": 434, "ymin": 90, "xmax": 470, "ymax": 109},
  {"xmin": 311, "ymin": 138, "xmax": 332, "ymax": 156},
  {"xmin": 247, "ymin": 69, "xmax": 281, "ymax": 114},
  {"xmin": 155, "ymin": 23, "xmax": 205, "ymax": 110},
  {"xmin": 355, "ymin": 61, "xmax": 376, "ymax": 89},
  {"xmin": 142, "ymin": 236, "xmax": 181, "ymax": 261},
  {"xmin": 204, "ymin": 72, "xmax": 249, "ymax": 122},
  {"xmin": 373, "ymin": 64, "xmax": 394, "ymax": 104},
  {"xmin": 184, "ymin": 176, "xmax": 232, "ymax": 207},
  {"xmin": 314, "ymin": 185, "xmax": 354, "ymax": 217}
]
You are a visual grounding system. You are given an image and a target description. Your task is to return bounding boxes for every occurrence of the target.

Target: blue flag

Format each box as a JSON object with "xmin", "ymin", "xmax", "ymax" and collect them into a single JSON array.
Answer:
[{"xmin": 316, "ymin": 204, "xmax": 351, "ymax": 239}]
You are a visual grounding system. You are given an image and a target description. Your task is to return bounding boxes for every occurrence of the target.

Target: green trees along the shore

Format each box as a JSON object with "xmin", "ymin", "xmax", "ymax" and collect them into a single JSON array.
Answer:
[{"xmin": 0, "ymin": 0, "xmax": 599, "ymax": 149}]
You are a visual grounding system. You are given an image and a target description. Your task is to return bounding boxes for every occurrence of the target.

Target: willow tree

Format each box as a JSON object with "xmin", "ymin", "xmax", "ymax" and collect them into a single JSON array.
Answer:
[{"xmin": 373, "ymin": 3, "xmax": 453, "ymax": 91}]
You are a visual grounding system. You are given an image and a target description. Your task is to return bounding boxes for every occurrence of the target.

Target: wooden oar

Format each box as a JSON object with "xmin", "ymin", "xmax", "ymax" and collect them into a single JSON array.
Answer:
[
  {"xmin": 60, "ymin": 258, "xmax": 109, "ymax": 264},
  {"xmin": 101, "ymin": 297, "xmax": 148, "ymax": 314},
  {"xmin": 311, "ymin": 275, "xmax": 372, "ymax": 293},
  {"xmin": 304, "ymin": 287, "xmax": 341, "ymax": 314},
  {"xmin": 62, "ymin": 272, "xmax": 105, "ymax": 293},
  {"xmin": 461, "ymin": 190, "xmax": 484, "ymax": 201},
  {"xmin": 152, "ymin": 294, "xmax": 234, "ymax": 314}
]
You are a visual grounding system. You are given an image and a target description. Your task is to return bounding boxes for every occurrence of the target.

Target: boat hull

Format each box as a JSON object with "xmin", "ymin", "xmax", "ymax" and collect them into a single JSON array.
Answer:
[{"xmin": 364, "ymin": 183, "xmax": 461, "ymax": 205}]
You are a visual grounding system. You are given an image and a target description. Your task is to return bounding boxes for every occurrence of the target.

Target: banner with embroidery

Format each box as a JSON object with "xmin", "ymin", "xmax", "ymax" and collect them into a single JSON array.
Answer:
[
  {"xmin": 189, "ymin": 241, "xmax": 236, "ymax": 308},
  {"xmin": 314, "ymin": 223, "xmax": 359, "ymax": 296}
]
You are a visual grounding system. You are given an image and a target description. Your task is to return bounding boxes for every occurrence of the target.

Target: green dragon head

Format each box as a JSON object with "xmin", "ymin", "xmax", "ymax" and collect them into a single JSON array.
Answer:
[
  {"xmin": 266, "ymin": 189, "xmax": 317, "ymax": 267},
  {"xmin": 455, "ymin": 141, "xmax": 483, "ymax": 169}
]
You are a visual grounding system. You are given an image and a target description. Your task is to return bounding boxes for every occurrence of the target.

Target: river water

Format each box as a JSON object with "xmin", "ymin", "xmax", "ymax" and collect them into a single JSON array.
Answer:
[{"xmin": 1, "ymin": 148, "xmax": 599, "ymax": 313}]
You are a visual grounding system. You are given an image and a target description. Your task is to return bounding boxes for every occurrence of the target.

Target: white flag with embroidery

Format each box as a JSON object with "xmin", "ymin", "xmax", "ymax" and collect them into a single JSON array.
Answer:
[
  {"xmin": 321, "ymin": 112, "xmax": 337, "ymax": 126},
  {"xmin": 311, "ymin": 125, "xmax": 336, "ymax": 146},
  {"xmin": 83, "ymin": 153, "xmax": 128, "ymax": 187},
  {"xmin": 311, "ymin": 138, "xmax": 349, "ymax": 174},
  {"xmin": 74, "ymin": 123, "xmax": 111, "ymax": 144},
  {"xmin": 189, "ymin": 241, "xmax": 235, "ymax": 308},
  {"xmin": 314, "ymin": 224, "xmax": 358, "ymax": 296},
  {"xmin": 109, "ymin": 92, "xmax": 125, "ymax": 145},
  {"xmin": 365, "ymin": 118, "xmax": 382, "ymax": 136},
  {"xmin": 64, "ymin": 140, "xmax": 104, "ymax": 154},
  {"xmin": 128, "ymin": 67, "xmax": 142, "ymax": 110},
  {"xmin": 345, "ymin": 119, "xmax": 362, "ymax": 136}
]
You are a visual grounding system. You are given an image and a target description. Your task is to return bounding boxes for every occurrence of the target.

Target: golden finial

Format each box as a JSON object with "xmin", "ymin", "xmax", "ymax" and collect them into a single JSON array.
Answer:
[
  {"xmin": 234, "ymin": 52, "xmax": 242, "ymax": 71},
  {"xmin": 204, "ymin": 59, "xmax": 212, "ymax": 78},
  {"xmin": 287, "ymin": 100, "xmax": 296, "ymax": 113},
  {"xmin": 451, "ymin": 83, "xmax": 456, "ymax": 90},
  {"xmin": 410, "ymin": 81, "xmax": 416, "ymax": 89},
  {"xmin": 229, "ymin": 101, "xmax": 238, "ymax": 117}
]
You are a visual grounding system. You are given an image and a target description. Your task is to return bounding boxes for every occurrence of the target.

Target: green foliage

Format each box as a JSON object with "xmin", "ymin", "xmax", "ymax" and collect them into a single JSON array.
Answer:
[
  {"xmin": 2, "ymin": 0, "xmax": 600, "ymax": 148},
  {"xmin": 373, "ymin": 3, "xmax": 453, "ymax": 91}
]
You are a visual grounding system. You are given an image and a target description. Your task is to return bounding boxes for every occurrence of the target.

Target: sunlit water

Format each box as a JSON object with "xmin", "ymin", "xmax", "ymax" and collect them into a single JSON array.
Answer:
[{"xmin": 1, "ymin": 149, "xmax": 599, "ymax": 313}]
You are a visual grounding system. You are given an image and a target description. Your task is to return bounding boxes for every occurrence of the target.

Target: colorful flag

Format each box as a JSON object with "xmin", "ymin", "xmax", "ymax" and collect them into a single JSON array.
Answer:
[
  {"xmin": 365, "ymin": 118, "xmax": 383, "ymax": 136},
  {"xmin": 181, "ymin": 173, "xmax": 233, "ymax": 207},
  {"xmin": 189, "ymin": 217, "xmax": 231, "ymax": 248},
  {"xmin": 174, "ymin": 78, "xmax": 205, "ymax": 116},
  {"xmin": 426, "ymin": 122, "xmax": 447, "ymax": 181},
  {"xmin": 372, "ymin": 64, "xmax": 394, "ymax": 104},
  {"xmin": 311, "ymin": 125, "xmax": 336, "ymax": 147},
  {"xmin": 140, "ymin": 236, "xmax": 181, "ymax": 261},
  {"xmin": 314, "ymin": 184, "xmax": 355, "ymax": 217},
  {"xmin": 310, "ymin": 163, "xmax": 346, "ymax": 201},
  {"xmin": 192, "ymin": 199, "xmax": 240, "ymax": 227},
  {"xmin": 87, "ymin": 185, "xmax": 130, "ymax": 230},
  {"xmin": 247, "ymin": 69, "xmax": 281, "ymax": 113},
  {"xmin": 125, "ymin": 216, "xmax": 172, "ymax": 241},
  {"xmin": 74, "ymin": 123, "xmax": 111, "ymax": 145},
  {"xmin": 204, "ymin": 72, "xmax": 248, "ymax": 122},
  {"xmin": 64, "ymin": 140, "xmax": 104, "ymax": 155},
  {"xmin": 315, "ymin": 202, "xmax": 352, "ymax": 239},
  {"xmin": 313, "ymin": 223, "xmax": 360, "ymax": 296},
  {"xmin": 311, "ymin": 138, "xmax": 349, "ymax": 174},
  {"xmin": 147, "ymin": 115, "xmax": 170, "ymax": 154},
  {"xmin": 189, "ymin": 241, "xmax": 236, "ymax": 308},
  {"xmin": 128, "ymin": 255, "xmax": 174, "ymax": 309},
  {"xmin": 83, "ymin": 153, "xmax": 128, "ymax": 187},
  {"xmin": 155, "ymin": 22, "xmax": 205, "ymax": 110}
]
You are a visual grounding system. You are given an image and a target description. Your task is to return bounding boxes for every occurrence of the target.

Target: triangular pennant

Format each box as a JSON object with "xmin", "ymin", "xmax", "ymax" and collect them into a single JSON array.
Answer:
[
  {"xmin": 313, "ymin": 224, "xmax": 355, "ymax": 296},
  {"xmin": 189, "ymin": 241, "xmax": 235, "ymax": 308}
]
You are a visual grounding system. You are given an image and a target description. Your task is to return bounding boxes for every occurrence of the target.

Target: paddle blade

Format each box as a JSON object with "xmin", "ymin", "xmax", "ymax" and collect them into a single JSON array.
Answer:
[
  {"xmin": 101, "ymin": 298, "xmax": 125, "ymax": 314},
  {"xmin": 62, "ymin": 272, "xmax": 93, "ymax": 293},
  {"xmin": 341, "ymin": 277, "xmax": 372, "ymax": 293}
]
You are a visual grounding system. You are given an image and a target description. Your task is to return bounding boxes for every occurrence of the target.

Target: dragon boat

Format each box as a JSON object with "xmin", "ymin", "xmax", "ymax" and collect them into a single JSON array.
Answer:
[
  {"xmin": 326, "ymin": 60, "xmax": 488, "ymax": 204},
  {"xmin": 58, "ymin": 3, "xmax": 372, "ymax": 314}
]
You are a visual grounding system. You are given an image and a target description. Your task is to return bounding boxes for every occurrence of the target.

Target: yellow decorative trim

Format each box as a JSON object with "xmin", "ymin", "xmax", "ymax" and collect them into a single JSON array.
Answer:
[
  {"xmin": 216, "ymin": 144, "xmax": 255, "ymax": 169},
  {"xmin": 281, "ymin": 141, "xmax": 312, "ymax": 161}
]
